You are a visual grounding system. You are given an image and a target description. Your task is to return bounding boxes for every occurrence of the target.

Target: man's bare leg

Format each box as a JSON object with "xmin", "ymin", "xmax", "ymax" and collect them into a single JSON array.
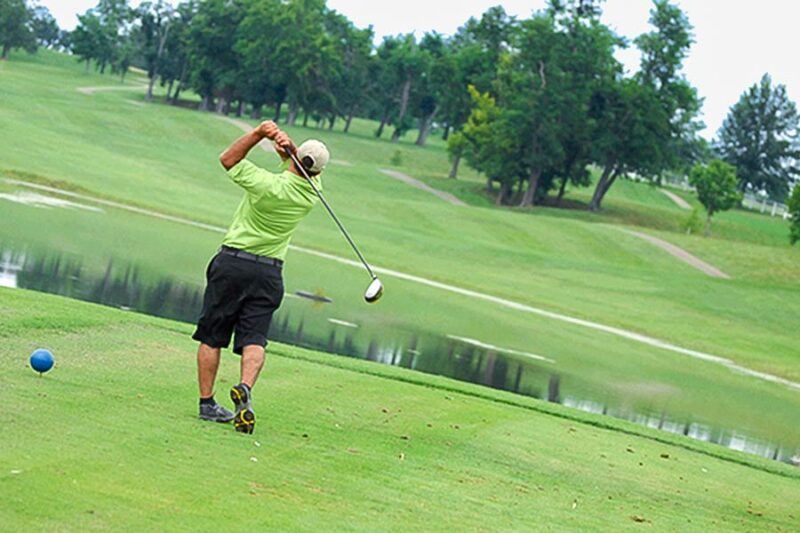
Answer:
[
  {"xmin": 197, "ymin": 343, "xmax": 221, "ymax": 398},
  {"xmin": 240, "ymin": 344, "xmax": 265, "ymax": 388},
  {"xmin": 197, "ymin": 343, "xmax": 235, "ymax": 422}
]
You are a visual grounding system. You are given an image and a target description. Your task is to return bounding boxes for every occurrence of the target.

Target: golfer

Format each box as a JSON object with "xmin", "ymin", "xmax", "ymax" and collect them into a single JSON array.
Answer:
[{"xmin": 193, "ymin": 120, "xmax": 330, "ymax": 433}]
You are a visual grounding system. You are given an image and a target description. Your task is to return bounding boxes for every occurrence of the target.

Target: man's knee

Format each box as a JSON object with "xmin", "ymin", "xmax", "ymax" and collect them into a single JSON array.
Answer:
[
  {"xmin": 241, "ymin": 344, "xmax": 265, "ymax": 359},
  {"xmin": 198, "ymin": 343, "xmax": 222, "ymax": 357},
  {"xmin": 234, "ymin": 334, "xmax": 267, "ymax": 356}
]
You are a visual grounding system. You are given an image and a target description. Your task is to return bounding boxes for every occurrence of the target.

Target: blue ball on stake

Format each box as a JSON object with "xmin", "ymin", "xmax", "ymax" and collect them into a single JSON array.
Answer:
[{"xmin": 30, "ymin": 349, "xmax": 55, "ymax": 375}]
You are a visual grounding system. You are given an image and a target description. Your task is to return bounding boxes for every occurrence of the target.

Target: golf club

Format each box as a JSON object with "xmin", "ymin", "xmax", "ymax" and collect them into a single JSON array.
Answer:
[{"xmin": 282, "ymin": 143, "xmax": 384, "ymax": 304}]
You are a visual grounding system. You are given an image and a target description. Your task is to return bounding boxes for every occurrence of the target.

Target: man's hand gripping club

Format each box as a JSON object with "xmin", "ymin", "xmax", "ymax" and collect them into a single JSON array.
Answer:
[{"xmin": 219, "ymin": 120, "xmax": 297, "ymax": 171}]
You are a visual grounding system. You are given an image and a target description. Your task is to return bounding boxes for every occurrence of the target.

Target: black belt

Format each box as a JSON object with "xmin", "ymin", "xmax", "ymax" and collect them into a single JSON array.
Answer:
[{"xmin": 219, "ymin": 246, "xmax": 283, "ymax": 268}]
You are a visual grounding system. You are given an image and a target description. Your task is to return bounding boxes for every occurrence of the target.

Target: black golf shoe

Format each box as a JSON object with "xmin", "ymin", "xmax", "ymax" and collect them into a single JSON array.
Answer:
[
  {"xmin": 199, "ymin": 402, "xmax": 235, "ymax": 423},
  {"xmin": 230, "ymin": 383, "xmax": 255, "ymax": 434}
]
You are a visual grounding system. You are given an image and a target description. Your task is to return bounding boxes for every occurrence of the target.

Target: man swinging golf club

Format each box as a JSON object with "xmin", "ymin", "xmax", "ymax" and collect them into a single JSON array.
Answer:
[{"xmin": 193, "ymin": 121, "xmax": 329, "ymax": 433}]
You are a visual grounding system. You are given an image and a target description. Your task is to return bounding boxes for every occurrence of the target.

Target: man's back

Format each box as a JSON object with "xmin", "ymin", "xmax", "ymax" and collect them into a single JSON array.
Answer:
[{"xmin": 222, "ymin": 159, "xmax": 321, "ymax": 260}]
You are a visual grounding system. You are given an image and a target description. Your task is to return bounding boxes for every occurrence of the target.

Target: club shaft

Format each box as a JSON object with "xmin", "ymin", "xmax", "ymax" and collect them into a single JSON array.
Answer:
[{"xmin": 285, "ymin": 149, "xmax": 377, "ymax": 280}]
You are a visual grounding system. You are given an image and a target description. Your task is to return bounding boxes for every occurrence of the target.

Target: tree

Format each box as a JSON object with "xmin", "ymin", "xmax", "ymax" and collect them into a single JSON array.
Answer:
[
  {"xmin": 788, "ymin": 185, "xmax": 800, "ymax": 245},
  {"xmin": 186, "ymin": 0, "xmax": 245, "ymax": 112},
  {"xmin": 447, "ymin": 131, "xmax": 468, "ymax": 179},
  {"xmin": 370, "ymin": 36, "xmax": 403, "ymax": 138},
  {"xmin": 445, "ymin": 6, "xmax": 516, "ymax": 177},
  {"xmin": 388, "ymin": 35, "xmax": 426, "ymax": 142},
  {"xmin": 688, "ymin": 159, "xmax": 741, "ymax": 234},
  {"xmin": 588, "ymin": 78, "xmax": 668, "ymax": 210},
  {"xmin": 235, "ymin": 0, "xmax": 286, "ymax": 119},
  {"xmin": 411, "ymin": 32, "xmax": 446, "ymax": 146},
  {"xmin": 322, "ymin": 10, "xmax": 372, "ymax": 132},
  {"xmin": 452, "ymin": 5, "xmax": 516, "ymax": 96},
  {"xmin": 71, "ymin": 11, "xmax": 103, "ymax": 71},
  {"xmin": 95, "ymin": 0, "xmax": 133, "ymax": 74},
  {"xmin": 270, "ymin": 0, "xmax": 335, "ymax": 125},
  {"xmin": 71, "ymin": 0, "xmax": 132, "ymax": 74},
  {"xmin": 716, "ymin": 74, "xmax": 800, "ymax": 201},
  {"xmin": 112, "ymin": 31, "xmax": 136, "ymax": 81},
  {"xmin": 31, "ymin": 5, "xmax": 60, "ymax": 48},
  {"xmin": 456, "ymin": 11, "xmax": 575, "ymax": 205},
  {"xmin": 547, "ymin": 1, "xmax": 620, "ymax": 204},
  {"xmin": 496, "ymin": 14, "xmax": 570, "ymax": 207},
  {"xmin": 160, "ymin": 0, "xmax": 196, "ymax": 104},
  {"xmin": 460, "ymin": 86, "xmax": 528, "ymax": 204},
  {"xmin": 635, "ymin": 0, "xmax": 703, "ymax": 178},
  {"xmin": 0, "ymin": 0, "xmax": 36, "ymax": 59},
  {"xmin": 580, "ymin": 0, "xmax": 700, "ymax": 211},
  {"xmin": 365, "ymin": 34, "xmax": 427, "ymax": 141},
  {"xmin": 138, "ymin": 0, "xmax": 176, "ymax": 101}
]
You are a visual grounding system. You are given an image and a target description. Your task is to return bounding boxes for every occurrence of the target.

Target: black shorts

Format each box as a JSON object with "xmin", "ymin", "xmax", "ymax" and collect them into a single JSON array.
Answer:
[{"xmin": 192, "ymin": 250, "xmax": 285, "ymax": 355}]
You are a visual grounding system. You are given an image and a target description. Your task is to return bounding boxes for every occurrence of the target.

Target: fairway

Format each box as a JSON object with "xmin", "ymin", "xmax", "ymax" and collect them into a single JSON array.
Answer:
[{"xmin": 1, "ymin": 289, "xmax": 799, "ymax": 530}]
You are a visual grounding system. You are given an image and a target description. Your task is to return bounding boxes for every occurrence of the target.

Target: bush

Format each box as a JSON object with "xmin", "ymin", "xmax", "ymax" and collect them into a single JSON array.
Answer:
[
  {"xmin": 390, "ymin": 150, "xmax": 403, "ymax": 166},
  {"xmin": 788, "ymin": 185, "xmax": 800, "ymax": 245},
  {"xmin": 689, "ymin": 159, "xmax": 741, "ymax": 235},
  {"xmin": 683, "ymin": 207, "xmax": 703, "ymax": 235}
]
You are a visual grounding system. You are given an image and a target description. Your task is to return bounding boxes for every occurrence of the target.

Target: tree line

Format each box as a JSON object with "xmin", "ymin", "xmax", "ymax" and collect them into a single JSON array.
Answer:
[{"xmin": 2, "ymin": 0, "xmax": 798, "ymax": 217}]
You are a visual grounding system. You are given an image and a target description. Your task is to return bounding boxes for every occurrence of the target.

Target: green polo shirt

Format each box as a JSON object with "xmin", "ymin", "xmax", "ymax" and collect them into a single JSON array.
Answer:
[{"xmin": 221, "ymin": 159, "xmax": 320, "ymax": 260}]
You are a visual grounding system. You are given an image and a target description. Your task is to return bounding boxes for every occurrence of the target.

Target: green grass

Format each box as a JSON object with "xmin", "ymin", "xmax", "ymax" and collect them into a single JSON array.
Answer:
[
  {"xmin": 1, "ymin": 289, "xmax": 798, "ymax": 530},
  {"xmin": 0, "ymin": 50, "xmax": 798, "ymax": 443}
]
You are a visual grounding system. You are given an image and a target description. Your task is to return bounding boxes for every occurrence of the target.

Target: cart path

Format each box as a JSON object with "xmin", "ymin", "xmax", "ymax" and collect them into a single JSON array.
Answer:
[
  {"xmin": 76, "ymin": 84, "xmax": 147, "ymax": 95},
  {"xmin": 661, "ymin": 189, "xmax": 692, "ymax": 210},
  {"xmin": 378, "ymin": 168, "xmax": 467, "ymax": 206},
  {"xmin": 622, "ymin": 229, "xmax": 731, "ymax": 279},
  {"xmin": 4, "ymin": 176, "xmax": 796, "ymax": 391}
]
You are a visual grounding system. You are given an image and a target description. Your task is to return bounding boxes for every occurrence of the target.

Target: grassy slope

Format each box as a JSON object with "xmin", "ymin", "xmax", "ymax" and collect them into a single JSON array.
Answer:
[
  {"xmin": 0, "ymin": 289, "xmax": 798, "ymax": 531},
  {"xmin": 1, "ymin": 50, "xmax": 798, "ymax": 383}
]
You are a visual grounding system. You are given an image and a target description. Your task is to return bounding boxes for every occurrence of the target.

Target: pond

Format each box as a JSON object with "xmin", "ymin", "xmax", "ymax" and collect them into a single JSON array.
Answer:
[{"xmin": 1, "ymin": 243, "xmax": 797, "ymax": 465}]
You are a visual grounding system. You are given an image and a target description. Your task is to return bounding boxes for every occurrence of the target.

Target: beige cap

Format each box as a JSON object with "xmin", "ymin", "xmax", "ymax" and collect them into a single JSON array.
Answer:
[{"xmin": 297, "ymin": 139, "xmax": 330, "ymax": 174}]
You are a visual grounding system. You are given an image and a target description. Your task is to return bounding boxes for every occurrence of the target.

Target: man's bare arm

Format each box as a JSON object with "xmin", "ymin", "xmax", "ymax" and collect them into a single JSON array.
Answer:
[{"xmin": 219, "ymin": 121, "xmax": 280, "ymax": 170}]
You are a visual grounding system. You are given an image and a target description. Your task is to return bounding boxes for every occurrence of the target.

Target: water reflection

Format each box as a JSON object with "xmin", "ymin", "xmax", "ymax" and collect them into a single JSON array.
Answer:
[
  {"xmin": 1, "ymin": 244, "xmax": 797, "ymax": 466},
  {"xmin": 2, "ymin": 249, "xmax": 203, "ymax": 322}
]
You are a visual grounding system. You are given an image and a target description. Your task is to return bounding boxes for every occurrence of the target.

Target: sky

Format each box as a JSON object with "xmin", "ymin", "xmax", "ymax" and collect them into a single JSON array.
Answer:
[{"xmin": 41, "ymin": 0, "xmax": 800, "ymax": 140}]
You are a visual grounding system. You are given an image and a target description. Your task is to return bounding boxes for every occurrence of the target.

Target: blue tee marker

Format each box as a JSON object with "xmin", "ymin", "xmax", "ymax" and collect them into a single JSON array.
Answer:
[{"xmin": 30, "ymin": 349, "xmax": 54, "ymax": 375}]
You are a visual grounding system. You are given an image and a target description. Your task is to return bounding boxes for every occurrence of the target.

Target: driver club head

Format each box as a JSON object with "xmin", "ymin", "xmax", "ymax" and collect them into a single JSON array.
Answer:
[{"xmin": 364, "ymin": 277, "xmax": 384, "ymax": 304}]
